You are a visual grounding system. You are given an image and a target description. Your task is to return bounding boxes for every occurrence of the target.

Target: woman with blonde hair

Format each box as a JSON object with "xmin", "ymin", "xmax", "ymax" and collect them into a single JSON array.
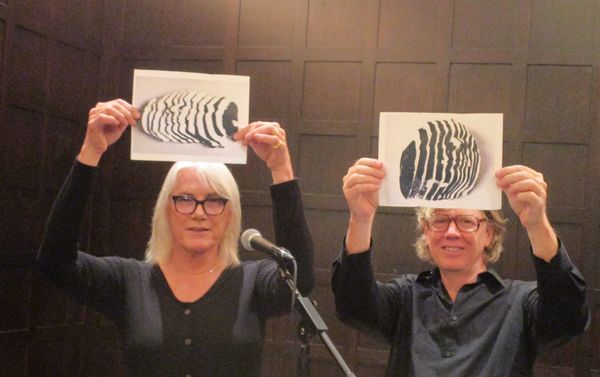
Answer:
[{"xmin": 37, "ymin": 99, "xmax": 314, "ymax": 376}]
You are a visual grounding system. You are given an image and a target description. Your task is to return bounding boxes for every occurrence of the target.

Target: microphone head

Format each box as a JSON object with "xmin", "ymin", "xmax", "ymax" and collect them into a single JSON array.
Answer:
[{"xmin": 240, "ymin": 228, "xmax": 261, "ymax": 251}]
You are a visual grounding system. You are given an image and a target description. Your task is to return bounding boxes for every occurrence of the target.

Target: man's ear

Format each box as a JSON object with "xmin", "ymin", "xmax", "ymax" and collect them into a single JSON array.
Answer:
[{"xmin": 484, "ymin": 224, "xmax": 495, "ymax": 248}]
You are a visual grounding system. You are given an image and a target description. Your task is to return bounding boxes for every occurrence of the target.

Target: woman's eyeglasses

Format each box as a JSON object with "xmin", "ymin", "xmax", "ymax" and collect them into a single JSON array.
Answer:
[{"xmin": 172, "ymin": 195, "xmax": 228, "ymax": 215}]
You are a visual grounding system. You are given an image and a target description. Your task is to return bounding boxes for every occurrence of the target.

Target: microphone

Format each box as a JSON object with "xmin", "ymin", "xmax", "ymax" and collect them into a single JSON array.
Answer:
[{"xmin": 240, "ymin": 229, "xmax": 295, "ymax": 261}]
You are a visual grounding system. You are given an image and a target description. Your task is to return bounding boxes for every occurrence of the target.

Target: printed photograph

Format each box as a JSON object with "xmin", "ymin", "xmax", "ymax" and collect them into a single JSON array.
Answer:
[
  {"xmin": 378, "ymin": 112, "xmax": 503, "ymax": 209},
  {"xmin": 131, "ymin": 69, "xmax": 250, "ymax": 163}
]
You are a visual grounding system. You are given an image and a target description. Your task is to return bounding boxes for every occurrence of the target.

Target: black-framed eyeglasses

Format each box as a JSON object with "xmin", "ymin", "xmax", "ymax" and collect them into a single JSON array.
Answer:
[
  {"xmin": 425, "ymin": 214, "xmax": 487, "ymax": 233},
  {"xmin": 171, "ymin": 195, "xmax": 228, "ymax": 216}
]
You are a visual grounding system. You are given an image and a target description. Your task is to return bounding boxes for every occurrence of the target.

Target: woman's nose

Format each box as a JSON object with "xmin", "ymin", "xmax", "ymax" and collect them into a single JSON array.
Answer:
[{"xmin": 191, "ymin": 203, "xmax": 207, "ymax": 218}]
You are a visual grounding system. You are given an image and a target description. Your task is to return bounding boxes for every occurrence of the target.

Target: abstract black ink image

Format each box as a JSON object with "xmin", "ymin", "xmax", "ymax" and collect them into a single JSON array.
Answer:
[
  {"xmin": 399, "ymin": 119, "xmax": 480, "ymax": 200},
  {"xmin": 139, "ymin": 90, "xmax": 239, "ymax": 148}
]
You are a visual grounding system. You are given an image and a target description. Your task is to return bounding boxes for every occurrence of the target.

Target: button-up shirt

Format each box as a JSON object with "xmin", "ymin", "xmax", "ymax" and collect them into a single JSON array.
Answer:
[{"xmin": 331, "ymin": 241, "xmax": 589, "ymax": 377}]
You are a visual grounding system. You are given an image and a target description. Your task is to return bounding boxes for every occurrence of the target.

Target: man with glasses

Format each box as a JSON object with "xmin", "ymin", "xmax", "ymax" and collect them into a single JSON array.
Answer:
[{"xmin": 331, "ymin": 158, "xmax": 589, "ymax": 377}]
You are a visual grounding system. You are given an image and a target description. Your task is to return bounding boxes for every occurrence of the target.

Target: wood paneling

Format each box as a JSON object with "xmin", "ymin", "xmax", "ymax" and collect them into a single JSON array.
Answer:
[
  {"xmin": 7, "ymin": 27, "xmax": 48, "ymax": 109},
  {"xmin": 452, "ymin": 0, "xmax": 513, "ymax": 49},
  {"xmin": 238, "ymin": 0, "xmax": 294, "ymax": 48},
  {"xmin": 301, "ymin": 62, "xmax": 362, "ymax": 122},
  {"xmin": 306, "ymin": 0, "xmax": 368, "ymax": 49},
  {"xmin": 524, "ymin": 65, "xmax": 592, "ymax": 144},
  {"xmin": 448, "ymin": 64, "xmax": 512, "ymax": 114},
  {"xmin": 0, "ymin": 267, "xmax": 30, "ymax": 331},
  {"xmin": 374, "ymin": 63, "xmax": 437, "ymax": 116}
]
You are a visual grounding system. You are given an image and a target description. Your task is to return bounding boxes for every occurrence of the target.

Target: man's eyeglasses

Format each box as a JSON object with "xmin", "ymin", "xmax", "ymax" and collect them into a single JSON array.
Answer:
[
  {"xmin": 425, "ymin": 214, "xmax": 487, "ymax": 233},
  {"xmin": 172, "ymin": 195, "xmax": 228, "ymax": 215}
]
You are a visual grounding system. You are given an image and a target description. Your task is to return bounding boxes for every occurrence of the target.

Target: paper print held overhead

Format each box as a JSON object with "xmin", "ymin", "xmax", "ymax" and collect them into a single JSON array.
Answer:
[
  {"xmin": 131, "ymin": 69, "xmax": 249, "ymax": 163},
  {"xmin": 139, "ymin": 90, "xmax": 239, "ymax": 148},
  {"xmin": 378, "ymin": 112, "xmax": 502, "ymax": 210}
]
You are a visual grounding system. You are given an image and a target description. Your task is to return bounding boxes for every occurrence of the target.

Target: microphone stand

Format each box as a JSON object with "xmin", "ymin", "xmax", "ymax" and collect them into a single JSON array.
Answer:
[{"xmin": 277, "ymin": 264, "xmax": 356, "ymax": 377}]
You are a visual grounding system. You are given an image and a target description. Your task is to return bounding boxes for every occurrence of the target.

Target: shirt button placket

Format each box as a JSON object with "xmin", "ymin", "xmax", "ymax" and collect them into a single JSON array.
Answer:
[{"xmin": 182, "ymin": 305, "xmax": 193, "ymax": 377}]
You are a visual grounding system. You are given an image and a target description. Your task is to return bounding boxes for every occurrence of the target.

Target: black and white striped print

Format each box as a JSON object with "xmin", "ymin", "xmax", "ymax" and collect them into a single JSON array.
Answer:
[
  {"xmin": 399, "ymin": 119, "xmax": 480, "ymax": 200},
  {"xmin": 139, "ymin": 90, "xmax": 239, "ymax": 148}
]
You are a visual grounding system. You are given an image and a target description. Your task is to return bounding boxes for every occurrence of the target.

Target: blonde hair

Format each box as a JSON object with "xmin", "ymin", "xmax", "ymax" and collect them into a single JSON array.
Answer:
[
  {"xmin": 145, "ymin": 161, "xmax": 241, "ymax": 267},
  {"xmin": 414, "ymin": 208, "xmax": 507, "ymax": 264}
]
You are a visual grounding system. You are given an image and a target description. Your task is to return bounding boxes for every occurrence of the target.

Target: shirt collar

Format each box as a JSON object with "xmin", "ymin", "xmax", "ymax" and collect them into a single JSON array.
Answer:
[{"xmin": 416, "ymin": 267, "xmax": 507, "ymax": 289}]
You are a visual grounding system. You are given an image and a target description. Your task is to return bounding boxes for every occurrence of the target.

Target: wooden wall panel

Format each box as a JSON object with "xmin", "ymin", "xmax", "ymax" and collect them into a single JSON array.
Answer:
[
  {"xmin": 238, "ymin": 0, "xmax": 294, "ymax": 48},
  {"xmin": 374, "ymin": 63, "xmax": 437, "ymax": 115},
  {"xmin": 31, "ymin": 278, "xmax": 85, "ymax": 327},
  {"xmin": 529, "ymin": 0, "xmax": 594, "ymax": 50},
  {"xmin": 123, "ymin": 0, "xmax": 162, "ymax": 52},
  {"xmin": 237, "ymin": 61, "xmax": 292, "ymax": 120},
  {"xmin": 452, "ymin": 0, "xmax": 513, "ymax": 49},
  {"xmin": 3, "ymin": 106, "xmax": 44, "ymax": 189},
  {"xmin": 306, "ymin": 209, "xmax": 348, "ymax": 268},
  {"xmin": 48, "ymin": 43, "xmax": 101, "ymax": 119},
  {"xmin": 0, "ymin": 267, "xmax": 30, "ymax": 331},
  {"xmin": 301, "ymin": 62, "xmax": 361, "ymax": 123},
  {"xmin": 27, "ymin": 328, "xmax": 83, "ymax": 377},
  {"xmin": 522, "ymin": 143, "xmax": 587, "ymax": 208},
  {"xmin": 298, "ymin": 134, "xmax": 358, "ymax": 194},
  {"xmin": 107, "ymin": 198, "xmax": 154, "ymax": 259},
  {"xmin": 448, "ymin": 64, "xmax": 512, "ymax": 114},
  {"xmin": 0, "ymin": 332, "xmax": 28, "ymax": 377},
  {"xmin": 306, "ymin": 0, "xmax": 368, "ymax": 49},
  {"xmin": 7, "ymin": 27, "xmax": 48, "ymax": 109},
  {"xmin": 0, "ymin": 1, "xmax": 130, "ymax": 376},
  {"xmin": 591, "ymin": 294, "xmax": 600, "ymax": 373},
  {"xmin": 166, "ymin": 0, "xmax": 227, "ymax": 47},
  {"xmin": 0, "ymin": 19, "xmax": 4, "ymax": 76},
  {"xmin": 377, "ymin": 0, "xmax": 439, "ymax": 58},
  {"xmin": 52, "ymin": 0, "xmax": 104, "ymax": 49},
  {"xmin": 371, "ymin": 212, "xmax": 427, "ymax": 274},
  {"xmin": 45, "ymin": 116, "xmax": 85, "ymax": 191},
  {"xmin": 525, "ymin": 65, "xmax": 592, "ymax": 144},
  {"xmin": 0, "ymin": 188, "xmax": 40, "ymax": 250}
]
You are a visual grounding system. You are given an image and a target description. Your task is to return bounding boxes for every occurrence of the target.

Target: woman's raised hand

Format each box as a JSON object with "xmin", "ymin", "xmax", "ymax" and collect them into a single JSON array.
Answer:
[
  {"xmin": 234, "ymin": 121, "xmax": 293, "ymax": 184},
  {"xmin": 78, "ymin": 99, "xmax": 140, "ymax": 166}
]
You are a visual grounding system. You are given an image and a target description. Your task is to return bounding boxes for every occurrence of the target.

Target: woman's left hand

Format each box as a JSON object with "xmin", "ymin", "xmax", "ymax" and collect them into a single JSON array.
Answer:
[{"xmin": 234, "ymin": 121, "xmax": 293, "ymax": 183}]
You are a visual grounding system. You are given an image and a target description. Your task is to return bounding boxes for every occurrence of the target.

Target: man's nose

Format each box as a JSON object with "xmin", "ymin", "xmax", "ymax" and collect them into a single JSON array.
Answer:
[{"xmin": 445, "ymin": 220, "xmax": 461, "ymax": 235}]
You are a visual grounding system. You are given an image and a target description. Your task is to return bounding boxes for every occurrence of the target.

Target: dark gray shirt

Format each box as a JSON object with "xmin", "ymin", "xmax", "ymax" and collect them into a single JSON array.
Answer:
[{"xmin": 331, "ymin": 242, "xmax": 589, "ymax": 377}]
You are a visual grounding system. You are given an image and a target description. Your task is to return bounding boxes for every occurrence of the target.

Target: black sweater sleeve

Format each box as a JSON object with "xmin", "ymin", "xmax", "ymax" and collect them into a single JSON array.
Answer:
[
  {"xmin": 270, "ymin": 179, "xmax": 315, "ymax": 295},
  {"xmin": 37, "ymin": 160, "xmax": 97, "ymax": 272},
  {"xmin": 36, "ymin": 160, "xmax": 125, "ymax": 319},
  {"xmin": 251, "ymin": 179, "xmax": 315, "ymax": 317}
]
